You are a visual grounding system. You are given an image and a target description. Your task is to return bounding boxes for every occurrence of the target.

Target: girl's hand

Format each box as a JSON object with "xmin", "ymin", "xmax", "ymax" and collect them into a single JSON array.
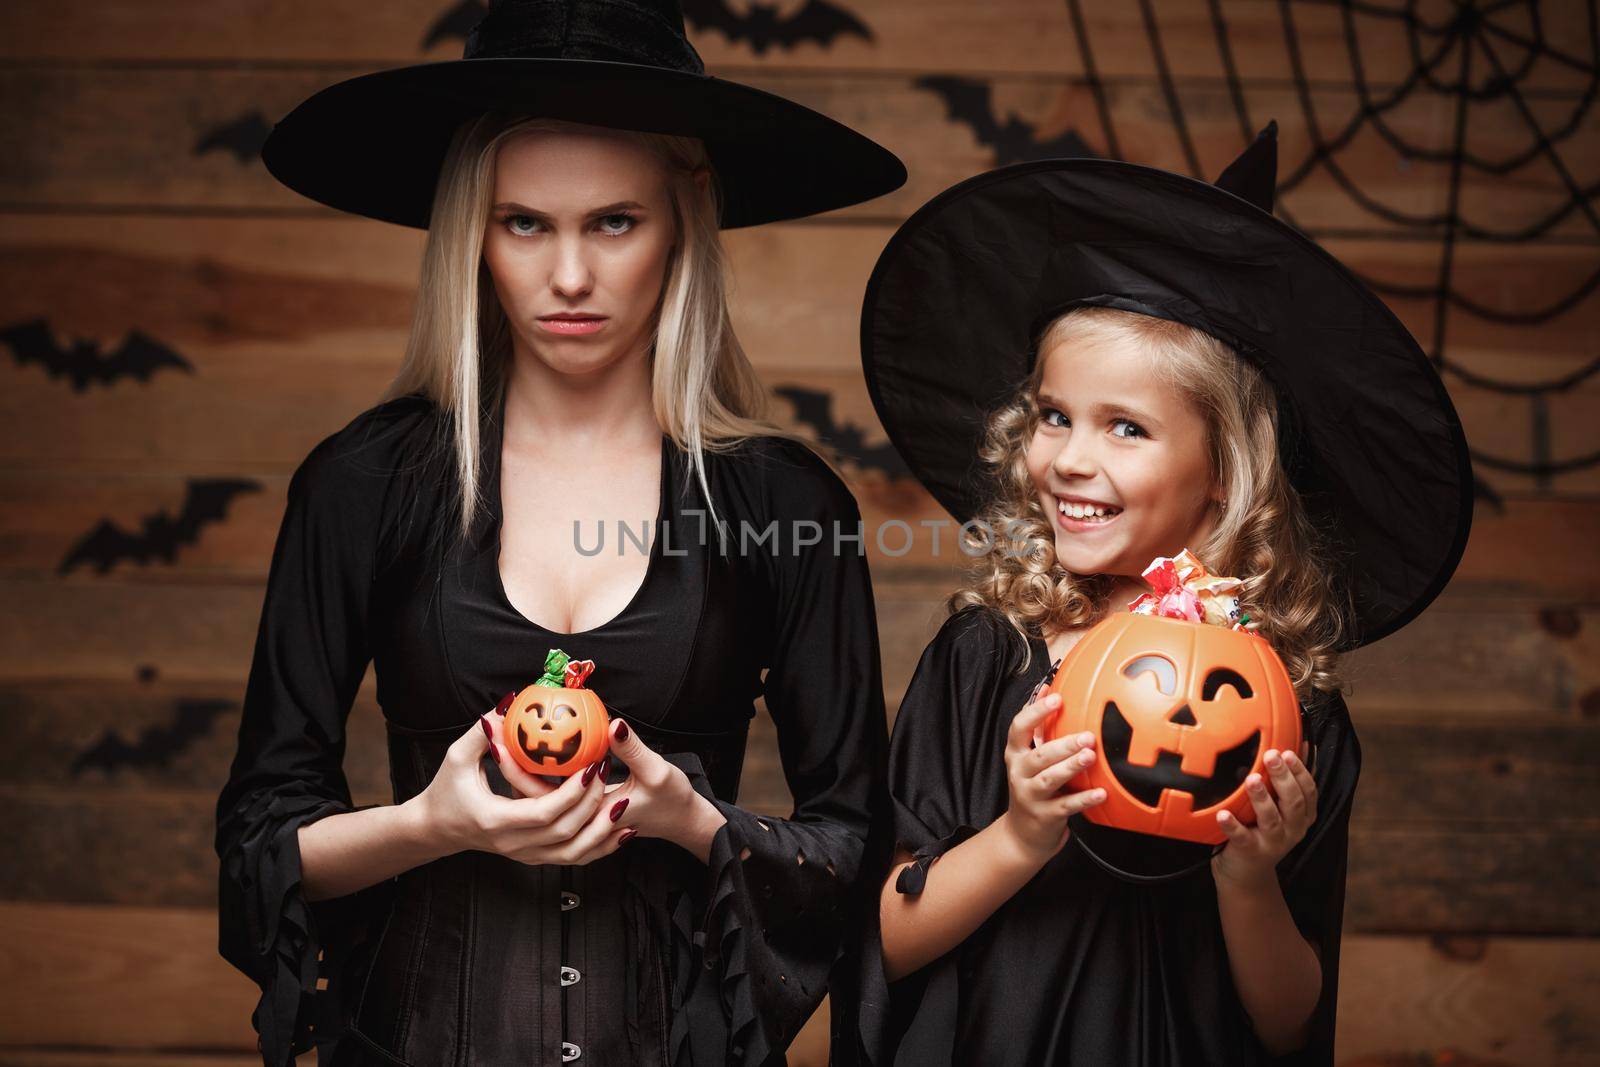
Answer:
[
  {"xmin": 411, "ymin": 696, "xmax": 628, "ymax": 866},
  {"xmin": 593, "ymin": 718, "xmax": 727, "ymax": 861},
  {"xmin": 1211, "ymin": 743, "xmax": 1317, "ymax": 891},
  {"xmin": 997, "ymin": 688, "xmax": 1106, "ymax": 863}
]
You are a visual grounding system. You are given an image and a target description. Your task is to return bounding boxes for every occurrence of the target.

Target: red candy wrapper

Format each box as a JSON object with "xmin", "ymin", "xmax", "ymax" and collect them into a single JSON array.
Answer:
[
  {"xmin": 563, "ymin": 659, "xmax": 596, "ymax": 689},
  {"xmin": 1128, "ymin": 549, "xmax": 1253, "ymax": 632}
]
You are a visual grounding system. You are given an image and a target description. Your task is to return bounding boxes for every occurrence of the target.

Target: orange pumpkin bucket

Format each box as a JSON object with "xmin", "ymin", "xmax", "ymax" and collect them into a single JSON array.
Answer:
[
  {"xmin": 1045, "ymin": 552, "xmax": 1300, "ymax": 845},
  {"xmin": 501, "ymin": 649, "xmax": 611, "ymax": 777}
]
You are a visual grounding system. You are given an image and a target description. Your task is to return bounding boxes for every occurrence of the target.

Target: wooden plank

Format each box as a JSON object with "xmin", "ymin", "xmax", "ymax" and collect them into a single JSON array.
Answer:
[
  {"xmin": 9, "ymin": 688, "xmax": 1598, "ymax": 935},
  {"xmin": 1452, "ymin": 497, "xmax": 1600, "ymax": 602},
  {"xmin": 4, "ymin": 462, "xmax": 1596, "ymax": 606},
  {"xmin": 1346, "ymin": 721, "xmax": 1600, "ymax": 935},
  {"xmin": 1, "ymin": 0, "xmax": 1592, "ymax": 93},
  {"xmin": 3, "ymin": 217, "xmax": 1596, "ymax": 499},
  {"xmin": 1339, "ymin": 593, "xmax": 1600, "ymax": 719},
  {"xmin": 3, "ymin": 901, "xmax": 1596, "ymax": 1063},
  {"xmin": 0, "ymin": 580, "xmax": 265, "ymax": 685},
  {"xmin": 0, "ymin": 903, "xmax": 260, "ymax": 1051},
  {"xmin": 0, "ymin": 66, "xmax": 1591, "ymax": 236},
  {"xmin": 1336, "ymin": 934, "xmax": 1600, "ymax": 1066},
  {"xmin": 1349, "ymin": 823, "xmax": 1600, "ymax": 936},
  {"xmin": 1353, "ymin": 720, "xmax": 1600, "ymax": 827},
  {"xmin": 0, "ymin": 680, "xmax": 391, "ymax": 799},
  {"xmin": 6, "ymin": 570, "xmax": 1596, "ymax": 716}
]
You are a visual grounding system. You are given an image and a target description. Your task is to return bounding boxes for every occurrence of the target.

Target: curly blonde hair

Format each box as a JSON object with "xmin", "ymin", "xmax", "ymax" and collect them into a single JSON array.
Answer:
[{"xmin": 950, "ymin": 305, "xmax": 1351, "ymax": 698}]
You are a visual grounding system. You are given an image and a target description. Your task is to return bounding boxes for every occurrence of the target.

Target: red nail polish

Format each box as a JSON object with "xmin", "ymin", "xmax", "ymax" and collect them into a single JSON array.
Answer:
[
  {"xmin": 610, "ymin": 798, "xmax": 629, "ymax": 822},
  {"xmin": 620, "ymin": 828, "xmax": 637, "ymax": 844},
  {"xmin": 489, "ymin": 740, "xmax": 502, "ymax": 763},
  {"xmin": 599, "ymin": 755, "xmax": 611, "ymax": 781},
  {"xmin": 495, "ymin": 690, "xmax": 516, "ymax": 715},
  {"xmin": 582, "ymin": 761, "xmax": 599, "ymax": 787},
  {"xmin": 614, "ymin": 720, "xmax": 630, "ymax": 743},
  {"xmin": 480, "ymin": 717, "xmax": 495, "ymax": 742}
]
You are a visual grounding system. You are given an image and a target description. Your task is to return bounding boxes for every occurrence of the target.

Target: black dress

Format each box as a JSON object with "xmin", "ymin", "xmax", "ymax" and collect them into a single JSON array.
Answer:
[
  {"xmin": 857, "ymin": 605, "xmax": 1360, "ymax": 1067},
  {"xmin": 214, "ymin": 390, "xmax": 888, "ymax": 1066}
]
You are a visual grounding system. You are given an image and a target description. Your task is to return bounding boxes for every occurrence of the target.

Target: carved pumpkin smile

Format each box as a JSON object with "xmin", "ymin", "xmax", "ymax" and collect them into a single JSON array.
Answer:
[
  {"xmin": 515, "ymin": 715, "xmax": 584, "ymax": 766},
  {"xmin": 1100, "ymin": 701, "xmax": 1260, "ymax": 810}
]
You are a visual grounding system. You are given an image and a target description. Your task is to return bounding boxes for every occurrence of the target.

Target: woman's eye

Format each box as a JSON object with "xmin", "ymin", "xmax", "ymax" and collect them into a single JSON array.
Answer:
[
  {"xmin": 1110, "ymin": 418, "xmax": 1147, "ymax": 439},
  {"xmin": 505, "ymin": 214, "xmax": 542, "ymax": 236},
  {"xmin": 1040, "ymin": 407, "xmax": 1070, "ymax": 429},
  {"xmin": 597, "ymin": 213, "xmax": 636, "ymax": 235}
]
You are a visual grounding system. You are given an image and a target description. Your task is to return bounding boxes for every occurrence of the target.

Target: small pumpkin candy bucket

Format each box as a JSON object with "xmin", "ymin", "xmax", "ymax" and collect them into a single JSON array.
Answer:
[{"xmin": 500, "ymin": 648, "xmax": 611, "ymax": 778}]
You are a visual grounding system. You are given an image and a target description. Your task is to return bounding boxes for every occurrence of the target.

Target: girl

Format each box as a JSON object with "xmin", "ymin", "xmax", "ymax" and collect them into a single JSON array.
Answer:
[
  {"xmin": 855, "ymin": 126, "xmax": 1472, "ymax": 1065},
  {"xmin": 213, "ymin": 2, "xmax": 904, "ymax": 1064}
]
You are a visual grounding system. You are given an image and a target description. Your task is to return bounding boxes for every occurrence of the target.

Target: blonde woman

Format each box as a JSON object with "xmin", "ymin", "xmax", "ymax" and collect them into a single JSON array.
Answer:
[
  {"xmin": 213, "ymin": 3, "xmax": 904, "ymax": 1065},
  {"xmin": 855, "ymin": 127, "xmax": 1471, "ymax": 1065}
]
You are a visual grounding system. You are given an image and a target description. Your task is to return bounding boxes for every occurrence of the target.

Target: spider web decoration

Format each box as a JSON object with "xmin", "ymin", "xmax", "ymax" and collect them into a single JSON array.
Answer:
[{"xmin": 1066, "ymin": 0, "xmax": 1599, "ymax": 493}]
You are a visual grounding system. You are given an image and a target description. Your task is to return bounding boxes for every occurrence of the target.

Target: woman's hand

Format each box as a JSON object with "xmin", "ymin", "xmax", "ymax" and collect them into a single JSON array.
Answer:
[
  {"xmin": 409, "ymin": 695, "xmax": 631, "ymax": 866},
  {"xmin": 996, "ymin": 686, "xmax": 1106, "ymax": 864},
  {"xmin": 597, "ymin": 718, "xmax": 728, "ymax": 863},
  {"xmin": 1211, "ymin": 743, "xmax": 1317, "ymax": 891}
]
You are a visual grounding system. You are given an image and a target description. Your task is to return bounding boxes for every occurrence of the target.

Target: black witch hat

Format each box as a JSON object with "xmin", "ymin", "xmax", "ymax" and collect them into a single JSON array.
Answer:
[
  {"xmin": 261, "ymin": 0, "xmax": 906, "ymax": 229},
  {"xmin": 860, "ymin": 123, "xmax": 1473, "ymax": 648}
]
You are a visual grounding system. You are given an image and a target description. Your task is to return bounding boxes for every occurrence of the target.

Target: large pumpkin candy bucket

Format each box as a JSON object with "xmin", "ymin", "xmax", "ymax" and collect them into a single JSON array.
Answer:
[
  {"xmin": 500, "ymin": 648, "xmax": 611, "ymax": 778},
  {"xmin": 1045, "ymin": 551, "xmax": 1301, "ymax": 848}
]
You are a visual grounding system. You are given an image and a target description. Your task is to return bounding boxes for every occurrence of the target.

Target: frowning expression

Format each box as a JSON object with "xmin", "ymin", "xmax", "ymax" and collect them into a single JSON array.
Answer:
[{"xmin": 482, "ymin": 127, "xmax": 678, "ymax": 378}]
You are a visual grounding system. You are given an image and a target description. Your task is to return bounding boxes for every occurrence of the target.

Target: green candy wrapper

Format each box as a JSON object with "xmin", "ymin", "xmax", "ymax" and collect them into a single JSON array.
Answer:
[{"xmin": 536, "ymin": 648, "xmax": 571, "ymax": 688}]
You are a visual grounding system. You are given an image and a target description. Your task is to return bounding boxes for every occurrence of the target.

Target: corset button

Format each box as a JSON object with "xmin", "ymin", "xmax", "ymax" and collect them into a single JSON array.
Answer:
[
  {"xmin": 561, "ymin": 1041, "xmax": 581, "ymax": 1061},
  {"xmin": 559, "ymin": 965, "xmax": 580, "ymax": 987},
  {"xmin": 560, "ymin": 891, "xmax": 580, "ymax": 911}
]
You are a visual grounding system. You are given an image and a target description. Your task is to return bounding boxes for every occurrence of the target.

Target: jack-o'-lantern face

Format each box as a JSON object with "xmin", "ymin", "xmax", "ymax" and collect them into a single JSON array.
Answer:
[
  {"xmin": 501, "ymin": 683, "xmax": 610, "ymax": 777},
  {"xmin": 1046, "ymin": 613, "xmax": 1300, "ymax": 844}
]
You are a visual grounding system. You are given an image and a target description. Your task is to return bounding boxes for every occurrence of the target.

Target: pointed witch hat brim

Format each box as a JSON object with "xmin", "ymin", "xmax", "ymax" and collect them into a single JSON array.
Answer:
[
  {"xmin": 259, "ymin": 0, "xmax": 906, "ymax": 230},
  {"xmin": 860, "ymin": 124, "xmax": 1472, "ymax": 648}
]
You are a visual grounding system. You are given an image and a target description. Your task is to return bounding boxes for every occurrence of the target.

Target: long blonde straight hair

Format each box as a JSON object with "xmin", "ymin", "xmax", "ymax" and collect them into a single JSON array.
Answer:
[
  {"xmin": 381, "ymin": 112, "xmax": 802, "ymax": 542},
  {"xmin": 951, "ymin": 306, "xmax": 1351, "ymax": 698}
]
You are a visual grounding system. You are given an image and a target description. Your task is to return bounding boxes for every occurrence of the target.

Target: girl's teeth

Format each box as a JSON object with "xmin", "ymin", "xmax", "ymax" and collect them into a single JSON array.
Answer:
[{"xmin": 1058, "ymin": 501, "xmax": 1117, "ymax": 521}]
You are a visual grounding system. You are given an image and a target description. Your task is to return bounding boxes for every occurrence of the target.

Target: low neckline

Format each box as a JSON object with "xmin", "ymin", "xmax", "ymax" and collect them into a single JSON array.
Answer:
[{"xmin": 488, "ymin": 389, "xmax": 673, "ymax": 639}]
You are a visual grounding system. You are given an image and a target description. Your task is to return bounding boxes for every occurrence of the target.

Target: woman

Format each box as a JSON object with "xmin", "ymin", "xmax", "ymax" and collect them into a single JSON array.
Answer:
[{"xmin": 213, "ymin": 2, "xmax": 905, "ymax": 1064}]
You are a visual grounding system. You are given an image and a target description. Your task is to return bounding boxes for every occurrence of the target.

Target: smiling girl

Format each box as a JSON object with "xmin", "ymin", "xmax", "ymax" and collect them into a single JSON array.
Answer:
[{"xmin": 855, "ymin": 127, "xmax": 1472, "ymax": 1066}]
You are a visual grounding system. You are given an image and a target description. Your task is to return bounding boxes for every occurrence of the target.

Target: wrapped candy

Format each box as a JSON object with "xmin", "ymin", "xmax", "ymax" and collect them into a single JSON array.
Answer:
[
  {"xmin": 563, "ymin": 658, "xmax": 596, "ymax": 689},
  {"xmin": 536, "ymin": 648, "xmax": 571, "ymax": 688},
  {"xmin": 1127, "ymin": 549, "xmax": 1252, "ymax": 632}
]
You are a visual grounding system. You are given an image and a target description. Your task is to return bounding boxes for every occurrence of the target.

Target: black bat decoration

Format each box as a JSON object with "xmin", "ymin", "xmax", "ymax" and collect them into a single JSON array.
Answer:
[
  {"xmin": 59, "ymin": 478, "xmax": 263, "ymax": 575},
  {"xmin": 775, "ymin": 385, "xmax": 911, "ymax": 479},
  {"xmin": 193, "ymin": 111, "xmax": 273, "ymax": 164},
  {"xmin": 2, "ymin": 318, "xmax": 194, "ymax": 392},
  {"xmin": 683, "ymin": 0, "xmax": 872, "ymax": 55},
  {"xmin": 915, "ymin": 75, "xmax": 1097, "ymax": 166},
  {"xmin": 70, "ymin": 697, "xmax": 234, "ymax": 776},
  {"xmin": 422, "ymin": 0, "xmax": 489, "ymax": 50}
]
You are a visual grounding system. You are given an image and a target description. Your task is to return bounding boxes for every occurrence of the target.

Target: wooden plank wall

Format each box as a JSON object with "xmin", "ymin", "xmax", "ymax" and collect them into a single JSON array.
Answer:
[{"xmin": 1, "ymin": 1, "xmax": 1596, "ymax": 1064}]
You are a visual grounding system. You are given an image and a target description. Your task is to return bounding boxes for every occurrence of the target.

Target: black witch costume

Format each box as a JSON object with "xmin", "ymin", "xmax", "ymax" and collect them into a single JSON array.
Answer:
[
  {"xmin": 213, "ymin": 3, "xmax": 905, "ymax": 1064},
  {"xmin": 852, "ymin": 126, "xmax": 1473, "ymax": 1065}
]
